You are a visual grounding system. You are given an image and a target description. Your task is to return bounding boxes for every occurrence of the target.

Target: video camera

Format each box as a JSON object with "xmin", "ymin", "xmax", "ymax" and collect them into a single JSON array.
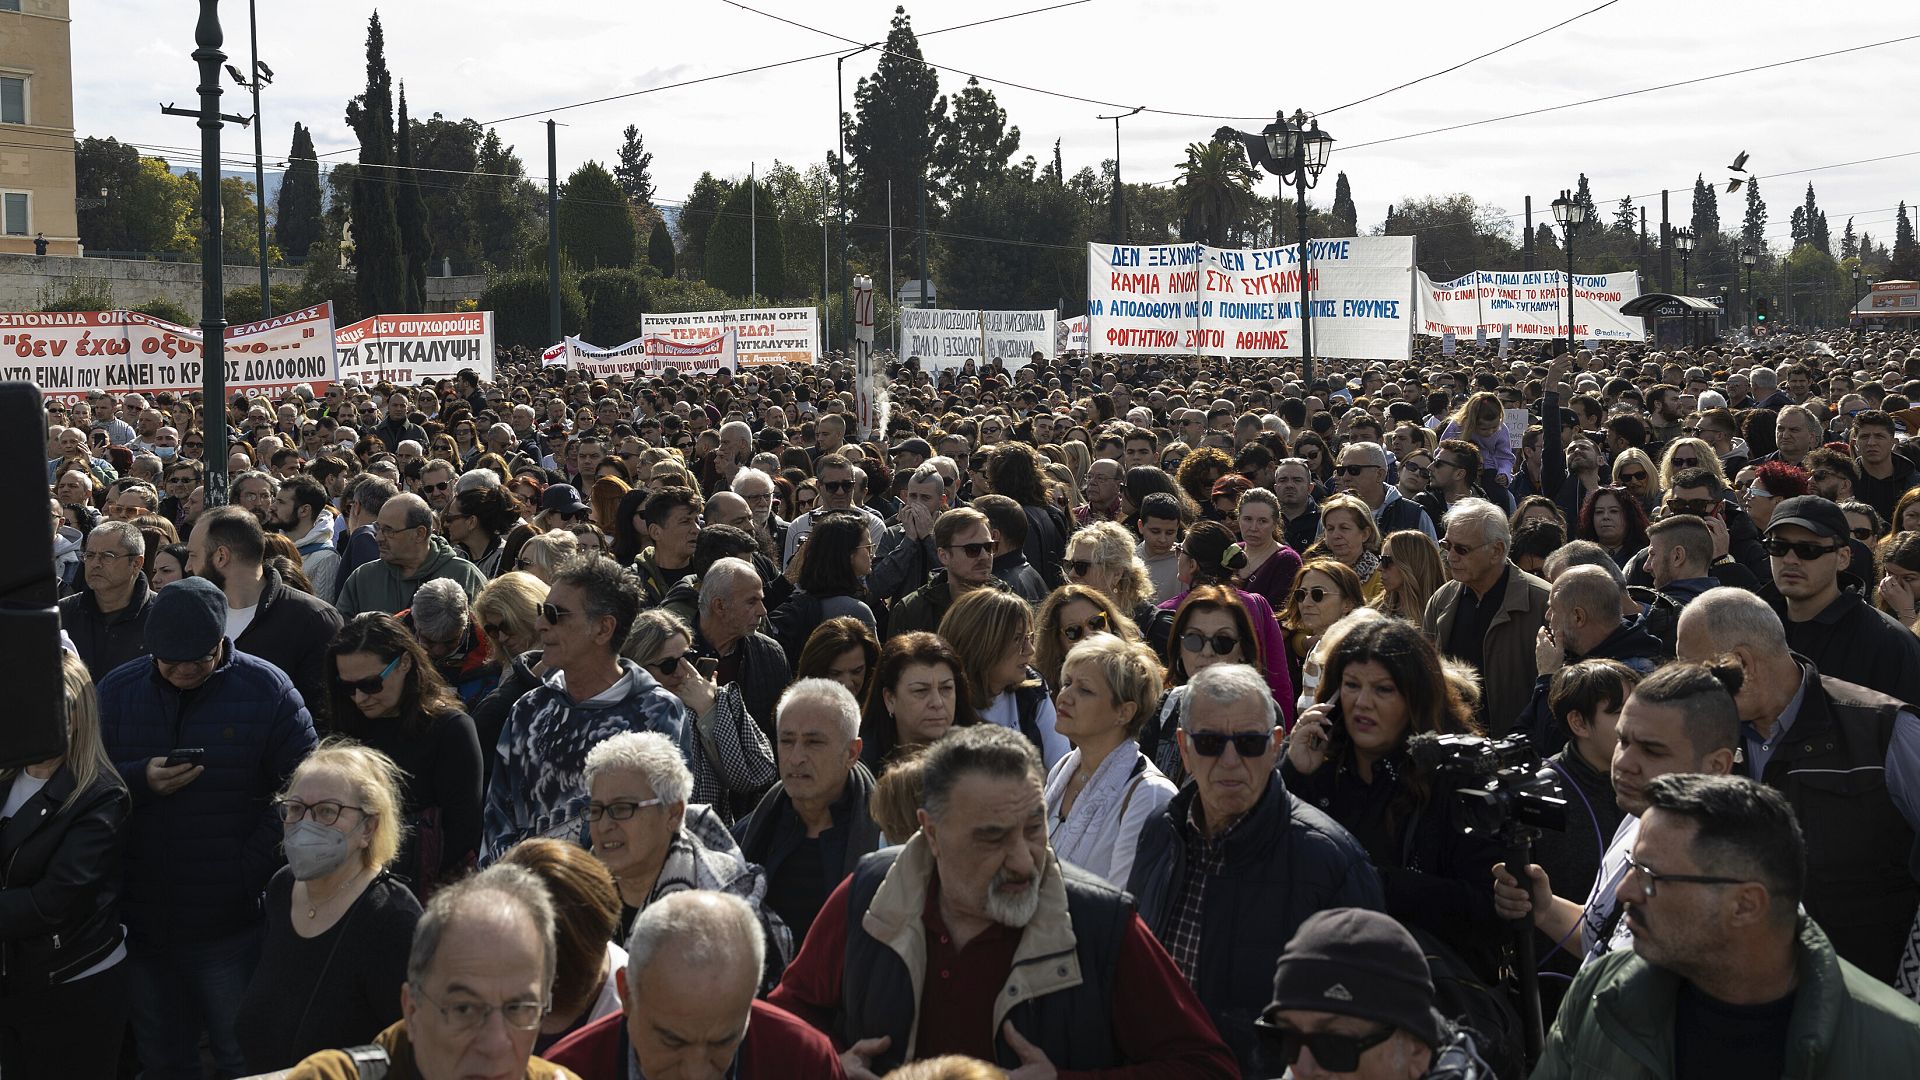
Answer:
[{"xmin": 1409, "ymin": 731, "xmax": 1567, "ymax": 837}]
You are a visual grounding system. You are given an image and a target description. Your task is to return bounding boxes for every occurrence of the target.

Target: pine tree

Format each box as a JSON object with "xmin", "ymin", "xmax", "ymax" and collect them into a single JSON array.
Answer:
[
  {"xmin": 931, "ymin": 76, "xmax": 1019, "ymax": 204},
  {"xmin": 647, "ymin": 218, "xmax": 675, "ymax": 277},
  {"xmin": 1893, "ymin": 202, "xmax": 1919, "ymax": 279},
  {"xmin": 344, "ymin": 12, "xmax": 404, "ymax": 315},
  {"xmin": 275, "ymin": 123, "xmax": 323, "ymax": 260},
  {"xmin": 1741, "ymin": 178, "xmax": 1767, "ymax": 252},
  {"xmin": 558, "ymin": 161, "xmax": 636, "ymax": 270},
  {"xmin": 1690, "ymin": 174, "xmax": 1719, "ymax": 240},
  {"xmin": 1841, "ymin": 217, "xmax": 1858, "ymax": 260},
  {"xmin": 1814, "ymin": 211, "xmax": 1830, "ymax": 255},
  {"xmin": 394, "ymin": 86, "xmax": 430, "ymax": 310},
  {"xmin": 846, "ymin": 6, "xmax": 944, "ymax": 261},
  {"xmin": 1573, "ymin": 174, "xmax": 1599, "ymax": 228},
  {"xmin": 1330, "ymin": 172, "xmax": 1358, "ymax": 237},
  {"xmin": 676, "ymin": 172, "xmax": 732, "ymax": 279},
  {"xmin": 1613, "ymin": 196, "xmax": 1636, "ymax": 235},
  {"xmin": 614, "ymin": 125, "xmax": 655, "ymax": 207},
  {"xmin": 704, "ymin": 174, "xmax": 785, "ymax": 299}
]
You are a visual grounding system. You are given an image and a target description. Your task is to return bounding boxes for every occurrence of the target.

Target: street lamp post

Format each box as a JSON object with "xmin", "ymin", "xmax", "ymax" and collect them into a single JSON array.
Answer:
[
  {"xmin": 1551, "ymin": 189, "xmax": 1589, "ymax": 357},
  {"xmin": 1741, "ymin": 247, "xmax": 1758, "ymax": 331},
  {"xmin": 835, "ymin": 43, "xmax": 878, "ymax": 353},
  {"xmin": 1256, "ymin": 109, "xmax": 1334, "ymax": 383},
  {"xmin": 1674, "ymin": 227, "xmax": 1694, "ymax": 294},
  {"xmin": 1096, "ymin": 106, "xmax": 1145, "ymax": 244},
  {"xmin": 1852, "ymin": 266, "xmax": 1863, "ymax": 323},
  {"xmin": 224, "ymin": 0, "xmax": 272, "ymax": 317}
]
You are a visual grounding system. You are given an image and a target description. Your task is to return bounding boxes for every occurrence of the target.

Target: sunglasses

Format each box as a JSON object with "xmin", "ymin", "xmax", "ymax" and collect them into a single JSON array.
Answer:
[
  {"xmin": 422, "ymin": 481, "xmax": 451, "ymax": 493},
  {"xmin": 821, "ymin": 480, "xmax": 855, "ymax": 494},
  {"xmin": 337, "ymin": 653, "xmax": 403, "ymax": 696},
  {"xmin": 1181, "ymin": 630, "xmax": 1242, "ymax": 655},
  {"xmin": 1851, "ymin": 527, "xmax": 1875, "ymax": 540},
  {"xmin": 1669, "ymin": 457, "xmax": 1701, "ymax": 470},
  {"xmin": 1255, "ymin": 1022, "xmax": 1396, "ymax": 1073},
  {"xmin": 1405, "ymin": 465, "xmax": 1431, "ymax": 479},
  {"xmin": 539, "ymin": 603, "xmax": 580, "ymax": 625},
  {"xmin": 946, "ymin": 541, "xmax": 993, "ymax": 558},
  {"xmin": 1616, "ymin": 470, "xmax": 1649, "ymax": 484},
  {"xmin": 1183, "ymin": 729, "xmax": 1272, "ymax": 757},
  {"xmin": 1334, "ymin": 464, "xmax": 1377, "ymax": 476},
  {"xmin": 1063, "ymin": 558, "xmax": 1097, "ymax": 577},
  {"xmin": 1061, "ymin": 611, "xmax": 1110, "ymax": 644},
  {"xmin": 481, "ymin": 622, "xmax": 507, "ymax": 640},
  {"xmin": 1292, "ymin": 586, "xmax": 1332, "ymax": 604},
  {"xmin": 646, "ymin": 652, "xmax": 687, "ymax": 677},
  {"xmin": 1762, "ymin": 538, "xmax": 1843, "ymax": 560},
  {"xmin": 1378, "ymin": 554, "xmax": 1394, "ymax": 569},
  {"xmin": 1662, "ymin": 499, "xmax": 1717, "ymax": 518}
]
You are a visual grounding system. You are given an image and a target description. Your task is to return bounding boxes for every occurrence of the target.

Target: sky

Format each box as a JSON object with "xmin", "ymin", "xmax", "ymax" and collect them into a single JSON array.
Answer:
[{"xmin": 76, "ymin": 0, "xmax": 1917, "ymax": 257}]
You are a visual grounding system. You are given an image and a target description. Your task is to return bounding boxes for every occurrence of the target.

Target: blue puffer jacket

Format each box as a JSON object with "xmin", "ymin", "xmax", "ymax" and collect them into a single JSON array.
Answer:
[{"xmin": 96, "ymin": 644, "xmax": 318, "ymax": 944}]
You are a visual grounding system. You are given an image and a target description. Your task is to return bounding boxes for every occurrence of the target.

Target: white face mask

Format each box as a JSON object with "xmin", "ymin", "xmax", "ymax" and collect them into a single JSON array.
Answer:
[{"xmin": 284, "ymin": 819, "xmax": 354, "ymax": 881}]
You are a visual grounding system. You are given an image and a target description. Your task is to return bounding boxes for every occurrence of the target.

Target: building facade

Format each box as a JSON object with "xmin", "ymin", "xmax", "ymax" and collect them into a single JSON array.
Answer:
[{"xmin": 0, "ymin": 0, "xmax": 77, "ymax": 256}]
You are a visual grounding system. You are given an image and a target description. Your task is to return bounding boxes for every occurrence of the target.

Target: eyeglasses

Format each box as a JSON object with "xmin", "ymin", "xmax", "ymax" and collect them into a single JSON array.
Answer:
[
  {"xmin": 337, "ymin": 653, "xmax": 403, "ymax": 696},
  {"xmin": 1181, "ymin": 630, "xmax": 1243, "ymax": 656},
  {"xmin": 1851, "ymin": 527, "xmax": 1875, "ymax": 540},
  {"xmin": 821, "ymin": 480, "xmax": 858, "ymax": 495},
  {"xmin": 1061, "ymin": 611, "xmax": 1110, "ymax": 644},
  {"xmin": 1625, "ymin": 859, "xmax": 1749, "ymax": 898},
  {"xmin": 1377, "ymin": 554, "xmax": 1395, "ymax": 569},
  {"xmin": 1334, "ymin": 464, "xmax": 1378, "ymax": 476},
  {"xmin": 272, "ymin": 798, "xmax": 369, "ymax": 826},
  {"xmin": 1430, "ymin": 458, "xmax": 1459, "ymax": 471},
  {"xmin": 1063, "ymin": 558, "xmax": 1097, "ymax": 577},
  {"xmin": 1255, "ymin": 1021, "xmax": 1396, "ymax": 1073},
  {"xmin": 374, "ymin": 523, "xmax": 423, "ymax": 539},
  {"xmin": 481, "ymin": 622, "xmax": 507, "ymax": 640},
  {"xmin": 82, "ymin": 550, "xmax": 131, "ymax": 564},
  {"xmin": 422, "ymin": 481, "xmax": 451, "ymax": 494},
  {"xmin": 1182, "ymin": 729, "xmax": 1272, "ymax": 757},
  {"xmin": 646, "ymin": 652, "xmax": 687, "ymax": 677},
  {"xmin": 183, "ymin": 441, "xmax": 204, "ymax": 450},
  {"xmin": 945, "ymin": 541, "xmax": 993, "ymax": 558},
  {"xmin": 1616, "ymin": 470, "xmax": 1649, "ymax": 484},
  {"xmin": 1745, "ymin": 487, "xmax": 1774, "ymax": 502},
  {"xmin": 1662, "ymin": 499, "xmax": 1717, "ymax": 518},
  {"xmin": 1405, "ymin": 465, "xmax": 1431, "ymax": 479},
  {"xmin": 1668, "ymin": 457, "xmax": 1701, "ymax": 470},
  {"xmin": 409, "ymin": 983, "xmax": 547, "ymax": 1033},
  {"xmin": 539, "ymin": 603, "xmax": 580, "ymax": 625},
  {"xmin": 1762, "ymin": 538, "xmax": 1843, "ymax": 561},
  {"xmin": 585, "ymin": 797, "xmax": 666, "ymax": 822},
  {"xmin": 1444, "ymin": 538, "xmax": 1486, "ymax": 557}
]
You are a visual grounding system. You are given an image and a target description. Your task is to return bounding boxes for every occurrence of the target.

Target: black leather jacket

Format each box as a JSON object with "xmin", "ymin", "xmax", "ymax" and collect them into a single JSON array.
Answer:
[{"xmin": 0, "ymin": 764, "xmax": 130, "ymax": 992}]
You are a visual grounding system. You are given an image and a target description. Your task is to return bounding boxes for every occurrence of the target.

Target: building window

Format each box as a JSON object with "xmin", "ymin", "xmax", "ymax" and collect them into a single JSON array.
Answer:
[
  {"xmin": 0, "ymin": 1, "xmax": 19, "ymax": 12},
  {"xmin": 0, "ymin": 78, "xmax": 22, "ymax": 125},
  {"xmin": 2, "ymin": 192, "xmax": 27, "ymax": 235}
]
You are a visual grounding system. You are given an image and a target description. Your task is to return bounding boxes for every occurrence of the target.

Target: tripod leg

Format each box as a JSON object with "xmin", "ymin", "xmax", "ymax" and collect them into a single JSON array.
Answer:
[{"xmin": 1505, "ymin": 843, "xmax": 1546, "ymax": 1068}]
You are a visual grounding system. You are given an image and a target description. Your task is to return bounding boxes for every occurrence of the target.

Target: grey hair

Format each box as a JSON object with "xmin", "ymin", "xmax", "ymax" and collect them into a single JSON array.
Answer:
[
  {"xmin": 1542, "ymin": 540, "xmax": 1625, "ymax": 585},
  {"xmin": 1553, "ymin": 564, "xmax": 1622, "ymax": 622},
  {"xmin": 397, "ymin": 439, "xmax": 424, "ymax": 455},
  {"xmin": 908, "ymin": 462, "xmax": 947, "ymax": 494},
  {"xmin": 718, "ymin": 420, "xmax": 752, "ymax": 444},
  {"xmin": 1183, "ymin": 663, "xmax": 1277, "ymax": 729},
  {"xmin": 1343, "ymin": 440, "xmax": 1387, "ymax": 468},
  {"xmin": 455, "ymin": 468, "xmax": 502, "ymax": 494},
  {"xmin": 390, "ymin": 493, "xmax": 435, "ymax": 531},
  {"xmin": 620, "ymin": 607, "xmax": 693, "ymax": 666},
  {"xmin": 776, "ymin": 677, "xmax": 861, "ymax": 743},
  {"xmin": 1678, "ymin": 586, "xmax": 1791, "ymax": 660},
  {"xmin": 625, "ymin": 890, "xmax": 766, "ymax": 991},
  {"xmin": 89, "ymin": 520, "xmax": 145, "ymax": 557},
  {"xmin": 407, "ymin": 863, "xmax": 558, "ymax": 997},
  {"xmin": 921, "ymin": 724, "xmax": 1043, "ymax": 823},
  {"xmin": 350, "ymin": 474, "xmax": 399, "ymax": 515},
  {"xmin": 1442, "ymin": 497, "xmax": 1510, "ymax": 549},
  {"xmin": 583, "ymin": 730, "xmax": 692, "ymax": 807},
  {"xmin": 410, "ymin": 578, "xmax": 471, "ymax": 643},
  {"xmin": 232, "ymin": 469, "xmax": 279, "ymax": 496},
  {"xmin": 699, "ymin": 557, "xmax": 759, "ymax": 618},
  {"xmin": 730, "ymin": 467, "xmax": 774, "ymax": 496},
  {"xmin": 518, "ymin": 530, "xmax": 581, "ymax": 578},
  {"xmin": 486, "ymin": 422, "xmax": 516, "ymax": 443}
]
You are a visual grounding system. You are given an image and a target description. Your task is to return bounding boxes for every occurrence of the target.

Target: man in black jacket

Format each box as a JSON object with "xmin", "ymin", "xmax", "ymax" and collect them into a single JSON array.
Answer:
[
  {"xmin": 371, "ymin": 391, "xmax": 427, "ymax": 452},
  {"xmin": 59, "ymin": 519, "xmax": 155, "ymax": 678},
  {"xmin": 1128, "ymin": 662, "xmax": 1384, "ymax": 1073},
  {"xmin": 974, "ymin": 494, "xmax": 1048, "ymax": 603},
  {"xmin": 693, "ymin": 557, "xmax": 789, "ymax": 740},
  {"xmin": 187, "ymin": 507, "xmax": 344, "ymax": 721},
  {"xmin": 1520, "ymin": 566, "xmax": 1663, "ymax": 752},
  {"xmin": 734, "ymin": 678, "xmax": 882, "ymax": 941}
]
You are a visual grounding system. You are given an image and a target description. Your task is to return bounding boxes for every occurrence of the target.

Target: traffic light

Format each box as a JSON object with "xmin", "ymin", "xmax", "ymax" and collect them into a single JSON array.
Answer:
[{"xmin": 1756, "ymin": 295, "xmax": 1770, "ymax": 322}]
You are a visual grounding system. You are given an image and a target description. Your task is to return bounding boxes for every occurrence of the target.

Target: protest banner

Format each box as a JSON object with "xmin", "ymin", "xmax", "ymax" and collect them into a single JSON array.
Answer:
[
  {"xmin": 1415, "ymin": 270, "xmax": 1644, "ymax": 342},
  {"xmin": 1441, "ymin": 331, "xmax": 1456, "ymax": 355},
  {"xmin": 641, "ymin": 307, "xmax": 816, "ymax": 365},
  {"xmin": 334, "ymin": 311, "xmax": 494, "ymax": 385},
  {"xmin": 1085, "ymin": 238, "xmax": 1416, "ymax": 360},
  {"xmin": 541, "ymin": 342, "xmax": 567, "ymax": 367},
  {"xmin": 565, "ymin": 331, "xmax": 737, "ymax": 379},
  {"xmin": 1057, "ymin": 314, "xmax": 1089, "ymax": 353},
  {"xmin": 902, "ymin": 308, "xmax": 1052, "ymax": 370},
  {"xmin": 0, "ymin": 303, "xmax": 338, "ymax": 399}
]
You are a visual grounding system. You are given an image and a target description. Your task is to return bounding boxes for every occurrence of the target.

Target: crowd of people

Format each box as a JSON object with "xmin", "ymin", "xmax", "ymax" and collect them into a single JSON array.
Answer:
[{"xmin": 18, "ymin": 328, "xmax": 1920, "ymax": 1078}]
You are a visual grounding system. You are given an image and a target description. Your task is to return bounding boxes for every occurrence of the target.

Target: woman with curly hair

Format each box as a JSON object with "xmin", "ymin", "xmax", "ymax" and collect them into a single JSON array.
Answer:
[
  {"xmin": 1063, "ymin": 520, "xmax": 1158, "ymax": 626},
  {"xmin": 1304, "ymin": 492, "xmax": 1385, "ymax": 601},
  {"xmin": 1284, "ymin": 617, "xmax": 1506, "ymax": 979},
  {"xmin": 1577, "ymin": 486, "xmax": 1650, "ymax": 569},
  {"xmin": 1175, "ymin": 446, "xmax": 1234, "ymax": 520},
  {"xmin": 1034, "ymin": 584, "xmax": 1142, "ymax": 690},
  {"xmin": 1658, "ymin": 436, "xmax": 1728, "ymax": 492}
]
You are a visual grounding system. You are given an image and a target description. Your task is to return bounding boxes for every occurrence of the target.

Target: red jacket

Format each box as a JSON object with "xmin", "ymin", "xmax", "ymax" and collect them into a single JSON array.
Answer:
[{"xmin": 544, "ymin": 1000, "xmax": 843, "ymax": 1080}]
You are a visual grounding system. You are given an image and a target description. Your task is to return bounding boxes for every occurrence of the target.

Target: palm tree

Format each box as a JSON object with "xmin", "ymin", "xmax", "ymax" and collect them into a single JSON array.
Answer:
[{"xmin": 1175, "ymin": 140, "xmax": 1257, "ymax": 247}]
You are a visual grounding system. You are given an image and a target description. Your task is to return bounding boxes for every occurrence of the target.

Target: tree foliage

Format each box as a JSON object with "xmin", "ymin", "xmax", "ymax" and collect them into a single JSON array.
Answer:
[
  {"xmin": 1382, "ymin": 194, "xmax": 1517, "ymax": 279},
  {"xmin": 676, "ymin": 172, "xmax": 733, "ymax": 279},
  {"xmin": 1789, "ymin": 183, "xmax": 1830, "ymax": 255},
  {"xmin": 1329, "ymin": 172, "xmax": 1358, "ymax": 238},
  {"xmin": 1174, "ymin": 140, "xmax": 1257, "ymax": 247},
  {"xmin": 482, "ymin": 270, "xmax": 585, "ymax": 349},
  {"xmin": 276, "ymin": 123, "xmax": 323, "ymax": 260},
  {"xmin": 939, "ymin": 162, "xmax": 1085, "ymax": 311},
  {"xmin": 614, "ymin": 125, "xmax": 655, "ymax": 207},
  {"xmin": 394, "ymin": 87, "xmax": 430, "ymax": 309},
  {"xmin": 1741, "ymin": 178, "xmax": 1768, "ymax": 253},
  {"xmin": 647, "ymin": 218, "xmax": 676, "ymax": 277},
  {"xmin": 558, "ymin": 160, "xmax": 636, "ymax": 270},
  {"xmin": 1894, "ymin": 202, "xmax": 1919, "ymax": 281},
  {"xmin": 577, "ymin": 267, "xmax": 651, "ymax": 344},
  {"xmin": 345, "ymin": 11, "xmax": 404, "ymax": 314},
  {"xmin": 704, "ymin": 175, "xmax": 785, "ymax": 299},
  {"xmin": 465, "ymin": 129, "xmax": 542, "ymax": 272},
  {"xmin": 846, "ymin": 7, "xmax": 944, "ymax": 262},
  {"xmin": 931, "ymin": 77, "xmax": 1018, "ymax": 205}
]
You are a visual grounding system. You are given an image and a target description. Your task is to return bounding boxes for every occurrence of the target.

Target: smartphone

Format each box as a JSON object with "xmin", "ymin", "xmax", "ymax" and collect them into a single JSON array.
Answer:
[
  {"xmin": 695, "ymin": 657, "xmax": 719, "ymax": 680},
  {"xmin": 165, "ymin": 748, "xmax": 206, "ymax": 767},
  {"xmin": 1311, "ymin": 702, "xmax": 1342, "ymax": 754}
]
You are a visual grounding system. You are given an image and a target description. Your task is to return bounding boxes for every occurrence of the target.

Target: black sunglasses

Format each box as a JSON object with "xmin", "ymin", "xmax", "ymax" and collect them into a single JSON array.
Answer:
[
  {"xmin": 539, "ymin": 603, "xmax": 579, "ymax": 625},
  {"xmin": 1292, "ymin": 586, "xmax": 1332, "ymax": 605},
  {"xmin": 1181, "ymin": 630, "xmax": 1242, "ymax": 656},
  {"xmin": 1668, "ymin": 457, "xmax": 1701, "ymax": 470},
  {"xmin": 1851, "ymin": 527, "xmax": 1875, "ymax": 540},
  {"xmin": 1334, "ymin": 464, "xmax": 1377, "ymax": 476},
  {"xmin": 1183, "ymin": 729, "xmax": 1272, "ymax": 758},
  {"xmin": 1063, "ymin": 558, "xmax": 1096, "ymax": 577},
  {"xmin": 336, "ymin": 654, "xmax": 402, "ymax": 696},
  {"xmin": 1761, "ymin": 538, "xmax": 1843, "ymax": 561},
  {"xmin": 646, "ymin": 652, "xmax": 686, "ymax": 677},
  {"xmin": 1061, "ymin": 611, "xmax": 1109, "ymax": 644},
  {"xmin": 821, "ymin": 480, "xmax": 855, "ymax": 494},
  {"xmin": 946, "ymin": 541, "xmax": 993, "ymax": 558}
]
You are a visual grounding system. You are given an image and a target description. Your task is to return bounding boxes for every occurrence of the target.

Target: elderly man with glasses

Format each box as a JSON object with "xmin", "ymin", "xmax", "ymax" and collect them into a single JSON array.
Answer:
[
  {"xmin": 59, "ymin": 519, "xmax": 155, "ymax": 678},
  {"xmin": 337, "ymin": 493, "xmax": 489, "ymax": 619}
]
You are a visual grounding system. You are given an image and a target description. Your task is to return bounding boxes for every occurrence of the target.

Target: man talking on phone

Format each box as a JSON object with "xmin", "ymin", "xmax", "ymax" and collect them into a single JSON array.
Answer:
[{"xmin": 96, "ymin": 576, "xmax": 318, "ymax": 1078}]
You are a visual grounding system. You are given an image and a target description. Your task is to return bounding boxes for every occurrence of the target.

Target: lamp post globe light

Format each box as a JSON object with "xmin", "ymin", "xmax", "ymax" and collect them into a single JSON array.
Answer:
[
  {"xmin": 1674, "ymin": 227, "xmax": 1695, "ymax": 294},
  {"xmin": 1551, "ymin": 189, "xmax": 1588, "ymax": 357},
  {"xmin": 1255, "ymin": 109, "xmax": 1333, "ymax": 384},
  {"xmin": 1741, "ymin": 247, "xmax": 1758, "ymax": 330}
]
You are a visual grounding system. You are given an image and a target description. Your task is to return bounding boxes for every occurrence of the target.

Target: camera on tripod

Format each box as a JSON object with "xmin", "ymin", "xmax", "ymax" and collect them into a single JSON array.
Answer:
[{"xmin": 1410, "ymin": 731, "xmax": 1568, "ymax": 836}]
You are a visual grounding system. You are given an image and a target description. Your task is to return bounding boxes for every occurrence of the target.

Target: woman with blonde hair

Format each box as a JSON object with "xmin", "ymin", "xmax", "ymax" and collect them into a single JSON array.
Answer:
[
  {"xmin": 1371, "ymin": 530, "xmax": 1446, "ymax": 622},
  {"xmin": 1304, "ymin": 492, "xmax": 1385, "ymax": 601},
  {"xmin": 1044, "ymin": 634, "xmax": 1176, "ymax": 888},
  {"xmin": 472, "ymin": 570, "xmax": 548, "ymax": 667},
  {"xmin": 1063, "ymin": 519, "xmax": 1158, "ymax": 625},
  {"xmin": 1059, "ymin": 438, "xmax": 1092, "ymax": 486},
  {"xmin": 939, "ymin": 588, "xmax": 1068, "ymax": 768},
  {"xmin": 1034, "ymin": 584, "xmax": 1142, "ymax": 690},
  {"xmin": 1278, "ymin": 557, "xmax": 1367, "ymax": 711},
  {"xmin": 1610, "ymin": 446, "xmax": 1659, "ymax": 515},
  {"xmin": 513, "ymin": 528, "xmax": 581, "ymax": 583},
  {"xmin": 235, "ymin": 740, "xmax": 422, "ymax": 1072},
  {"xmin": 0, "ymin": 652, "xmax": 130, "ymax": 1076},
  {"xmin": 1658, "ymin": 436, "xmax": 1728, "ymax": 492}
]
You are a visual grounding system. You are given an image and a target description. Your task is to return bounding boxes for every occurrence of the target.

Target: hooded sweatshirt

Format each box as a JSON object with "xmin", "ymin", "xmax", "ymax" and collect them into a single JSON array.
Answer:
[
  {"xmin": 291, "ymin": 508, "xmax": 342, "ymax": 601},
  {"xmin": 335, "ymin": 533, "xmax": 489, "ymax": 619}
]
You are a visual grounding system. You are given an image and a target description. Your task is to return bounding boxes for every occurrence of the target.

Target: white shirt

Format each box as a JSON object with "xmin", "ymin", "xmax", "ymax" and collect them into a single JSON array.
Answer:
[
  {"xmin": 782, "ymin": 505, "xmax": 887, "ymax": 568},
  {"xmin": 1579, "ymin": 815, "xmax": 1641, "ymax": 965},
  {"xmin": 1044, "ymin": 747, "xmax": 1176, "ymax": 889},
  {"xmin": 981, "ymin": 689, "xmax": 1069, "ymax": 771},
  {"xmin": 225, "ymin": 602, "xmax": 259, "ymax": 642}
]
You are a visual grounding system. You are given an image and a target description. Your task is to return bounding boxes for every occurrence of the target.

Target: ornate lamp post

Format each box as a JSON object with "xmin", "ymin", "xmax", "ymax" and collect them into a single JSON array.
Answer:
[
  {"xmin": 1257, "ymin": 110, "xmax": 1334, "ymax": 382},
  {"xmin": 1551, "ymin": 189, "xmax": 1589, "ymax": 356}
]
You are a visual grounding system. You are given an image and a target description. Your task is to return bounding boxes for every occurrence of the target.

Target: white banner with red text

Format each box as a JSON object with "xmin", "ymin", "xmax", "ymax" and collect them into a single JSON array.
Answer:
[
  {"xmin": 639, "ymin": 307, "xmax": 816, "ymax": 366},
  {"xmin": 563, "ymin": 331, "xmax": 738, "ymax": 379},
  {"xmin": 0, "ymin": 304, "xmax": 338, "ymax": 399},
  {"xmin": 1414, "ymin": 270, "xmax": 1644, "ymax": 342},
  {"xmin": 334, "ymin": 311, "xmax": 495, "ymax": 384},
  {"xmin": 1085, "ymin": 238, "xmax": 1416, "ymax": 361}
]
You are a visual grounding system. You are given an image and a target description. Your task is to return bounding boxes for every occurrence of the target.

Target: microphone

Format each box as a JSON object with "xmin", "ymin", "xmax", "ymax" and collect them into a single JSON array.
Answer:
[{"xmin": 1405, "ymin": 731, "xmax": 1447, "ymax": 772}]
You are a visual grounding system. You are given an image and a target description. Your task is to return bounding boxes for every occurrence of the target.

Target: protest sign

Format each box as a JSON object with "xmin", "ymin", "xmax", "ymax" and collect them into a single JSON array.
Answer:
[
  {"xmin": 334, "ymin": 312, "xmax": 494, "ymax": 385},
  {"xmin": 641, "ymin": 307, "xmax": 816, "ymax": 365},
  {"xmin": 0, "ymin": 304, "xmax": 338, "ymax": 399},
  {"xmin": 565, "ymin": 331, "xmax": 738, "ymax": 379},
  {"xmin": 1057, "ymin": 314, "xmax": 1089, "ymax": 353},
  {"xmin": 1441, "ymin": 331, "xmax": 1456, "ymax": 355},
  {"xmin": 1086, "ymin": 238, "xmax": 1416, "ymax": 360},
  {"xmin": 541, "ymin": 342, "xmax": 567, "ymax": 367},
  {"xmin": 1416, "ymin": 270, "xmax": 1644, "ymax": 342},
  {"xmin": 902, "ymin": 308, "xmax": 1052, "ymax": 370}
]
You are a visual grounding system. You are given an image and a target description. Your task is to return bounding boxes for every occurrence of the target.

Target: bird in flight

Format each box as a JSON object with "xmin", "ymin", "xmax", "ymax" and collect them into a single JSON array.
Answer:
[{"xmin": 1726, "ymin": 150, "xmax": 1751, "ymax": 193}]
